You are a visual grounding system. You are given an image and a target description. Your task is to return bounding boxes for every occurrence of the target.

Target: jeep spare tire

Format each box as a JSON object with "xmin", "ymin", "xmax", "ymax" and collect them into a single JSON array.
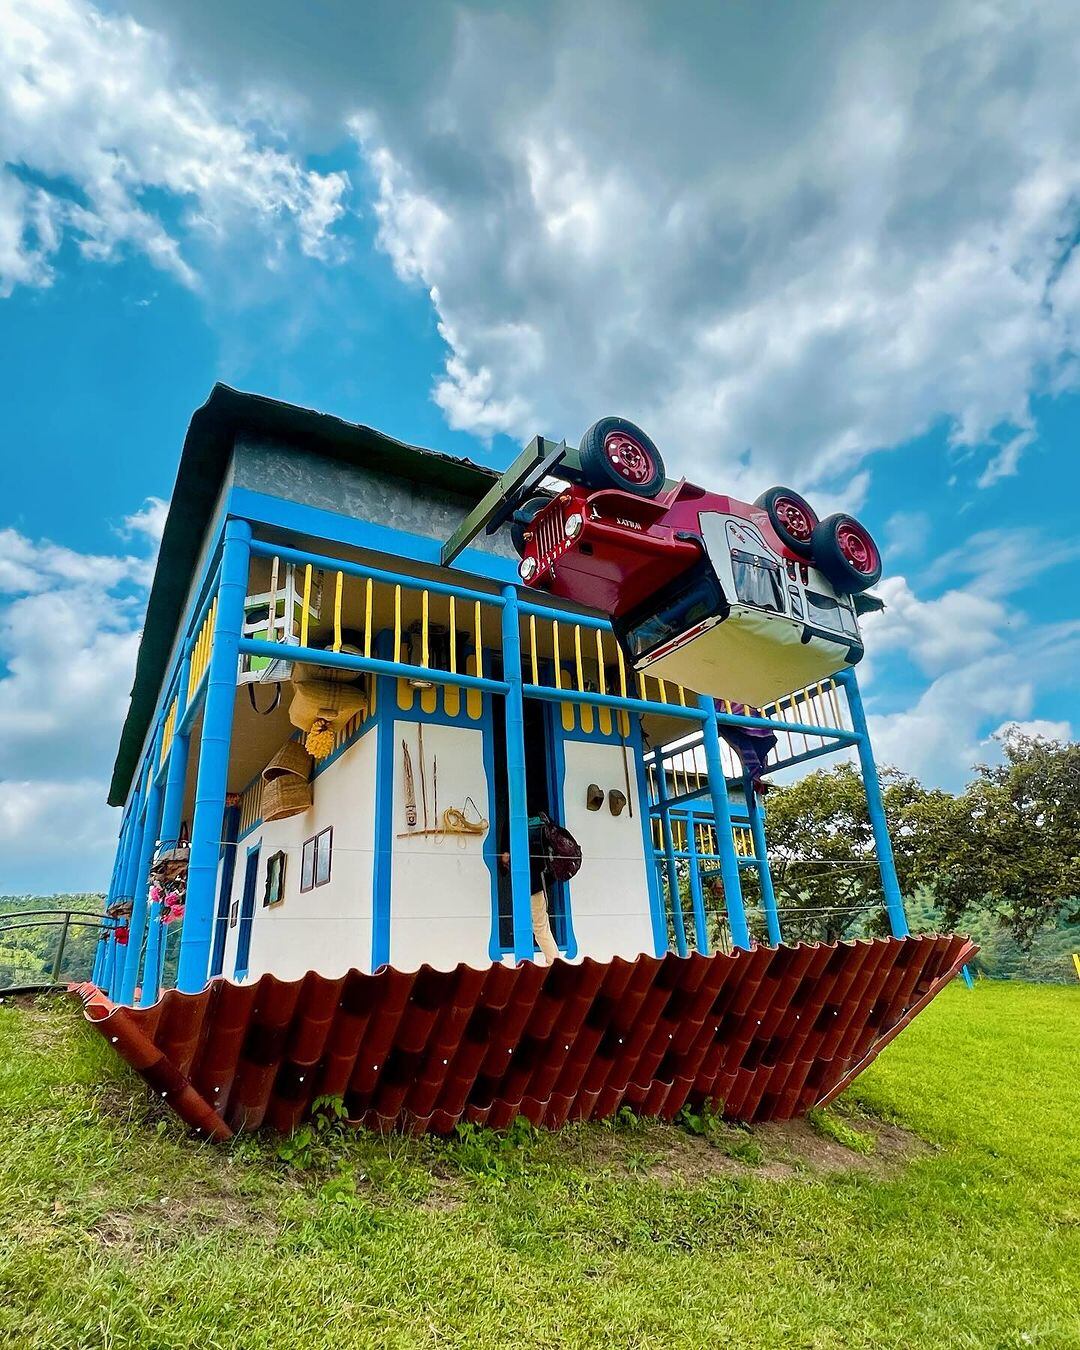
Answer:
[
  {"xmin": 755, "ymin": 486, "xmax": 818, "ymax": 558},
  {"xmin": 811, "ymin": 513, "xmax": 882, "ymax": 593},
  {"xmin": 579, "ymin": 417, "xmax": 666, "ymax": 497}
]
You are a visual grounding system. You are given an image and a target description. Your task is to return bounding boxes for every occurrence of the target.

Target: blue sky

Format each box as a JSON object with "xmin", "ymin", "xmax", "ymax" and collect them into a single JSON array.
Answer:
[{"xmin": 1, "ymin": 0, "xmax": 1078, "ymax": 892}]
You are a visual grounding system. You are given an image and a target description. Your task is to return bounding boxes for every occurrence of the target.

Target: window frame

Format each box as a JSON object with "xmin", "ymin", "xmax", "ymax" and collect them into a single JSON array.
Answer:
[
  {"xmin": 300, "ymin": 826, "xmax": 333, "ymax": 893},
  {"xmin": 263, "ymin": 849, "xmax": 287, "ymax": 908}
]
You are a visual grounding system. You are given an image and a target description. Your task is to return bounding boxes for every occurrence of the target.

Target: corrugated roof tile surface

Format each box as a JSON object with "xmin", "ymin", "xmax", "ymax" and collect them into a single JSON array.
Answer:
[{"xmin": 75, "ymin": 934, "xmax": 975, "ymax": 1141}]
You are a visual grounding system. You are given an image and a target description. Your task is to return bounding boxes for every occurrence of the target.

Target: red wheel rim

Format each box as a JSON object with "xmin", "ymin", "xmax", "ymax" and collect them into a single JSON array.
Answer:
[
  {"xmin": 773, "ymin": 495, "xmax": 814, "ymax": 543},
  {"xmin": 836, "ymin": 520, "xmax": 878, "ymax": 574},
  {"xmin": 604, "ymin": 430, "xmax": 654, "ymax": 485}
]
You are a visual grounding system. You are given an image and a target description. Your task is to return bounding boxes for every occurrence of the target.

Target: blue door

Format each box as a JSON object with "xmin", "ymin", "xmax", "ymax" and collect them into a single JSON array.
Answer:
[{"xmin": 234, "ymin": 845, "xmax": 260, "ymax": 979}]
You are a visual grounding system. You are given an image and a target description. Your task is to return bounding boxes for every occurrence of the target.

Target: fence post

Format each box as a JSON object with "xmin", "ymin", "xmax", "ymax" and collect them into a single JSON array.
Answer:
[
  {"xmin": 178, "ymin": 518, "xmax": 251, "ymax": 992},
  {"xmin": 836, "ymin": 668, "xmax": 909, "ymax": 938},
  {"xmin": 744, "ymin": 775, "xmax": 781, "ymax": 946},
  {"xmin": 500, "ymin": 586, "xmax": 537, "ymax": 963},
  {"xmin": 698, "ymin": 695, "xmax": 751, "ymax": 950},
  {"xmin": 50, "ymin": 910, "xmax": 73, "ymax": 984}
]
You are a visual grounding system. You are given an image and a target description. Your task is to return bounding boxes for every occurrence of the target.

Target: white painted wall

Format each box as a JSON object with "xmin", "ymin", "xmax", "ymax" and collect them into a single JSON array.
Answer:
[
  {"xmin": 389, "ymin": 719, "xmax": 494, "ymax": 971},
  {"xmin": 219, "ymin": 727, "xmax": 378, "ymax": 982},
  {"xmin": 560, "ymin": 739, "xmax": 654, "ymax": 962}
]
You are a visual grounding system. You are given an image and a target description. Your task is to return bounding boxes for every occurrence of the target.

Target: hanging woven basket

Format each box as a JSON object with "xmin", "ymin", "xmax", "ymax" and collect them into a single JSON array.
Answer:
[
  {"xmin": 261, "ymin": 739, "xmax": 314, "ymax": 820},
  {"xmin": 262, "ymin": 773, "xmax": 313, "ymax": 821},
  {"xmin": 288, "ymin": 675, "xmax": 367, "ymax": 758},
  {"xmin": 262, "ymin": 739, "xmax": 314, "ymax": 782}
]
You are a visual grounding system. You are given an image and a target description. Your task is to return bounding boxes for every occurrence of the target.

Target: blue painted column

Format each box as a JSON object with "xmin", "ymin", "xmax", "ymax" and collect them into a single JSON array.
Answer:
[
  {"xmin": 177, "ymin": 518, "xmax": 252, "ymax": 992},
  {"xmin": 685, "ymin": 812, "xmax": 710, "ymax": 954},
  {"xmin": 97, "ymin": 810, "xmax": 130, "ymax": 987},
  {"xmin": 744, "ymin": 774, "xmax": 781, "ymax": 946},
  {"xmin": 630, "ymin": 717, "xmax": 668, "ymax": 956},
  {"xmin": 698, "ymin": 695, "xmax": 751, "ymax": 950},
  {"xmin": 836, "ymin": 669, "xmax": 909, "ymax": 938},
  {"xmin": 139, "ymin": 900, "xmax": 165, "ymax": 1007},
  {"xmin": 210, "ymin": 801, "xmax": 241, "ymax": 977},
  {"xmin": 652, "ymin": 755, "xmax": 688, "ymax": 956},
  {"xmin": 158, "ymin": 655, "xmax": 192, "ymax": 854},
  {"xmin": 119, "ymin": 724, "xmax": 164, "ymax": 1004},
  {"xmin": 371, "ymin": 629, "xmax": 397, "ymax": 970},
  {"xmin": 500, "ymin": 585, "xmax": 536, "ymax": 963},
  {"xmin": 119, "ymin": 772, "xmax": 148, "ymax": 905}
]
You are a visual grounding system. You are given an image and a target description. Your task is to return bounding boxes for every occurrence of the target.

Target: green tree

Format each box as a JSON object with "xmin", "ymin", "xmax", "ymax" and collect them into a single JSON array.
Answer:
[{"xmin": 761, "ymin": 727, "xmax": 1079, "ymax": 948}]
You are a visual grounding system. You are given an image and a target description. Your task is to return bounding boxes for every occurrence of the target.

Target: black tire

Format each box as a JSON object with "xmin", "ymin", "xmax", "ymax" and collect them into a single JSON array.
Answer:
[
  {"xmin": 755, "ymin": 486, "xmax": 818, "ymax": 558},
  {"xmin": 811, "ymin": 513, "xmax": 882, "ymax": 593},
  {"xmin": 579, "ymin": 417, "xmax": 666, "ymax": 497},
  {"xmin": 510, "ymin": 496, "xmax": 550, "ymax": 556}
]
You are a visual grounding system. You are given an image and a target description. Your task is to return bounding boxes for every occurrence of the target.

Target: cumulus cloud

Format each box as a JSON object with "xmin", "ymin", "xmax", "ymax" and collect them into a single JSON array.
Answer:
[
  {"xmin": 119, "ymin": 497, "xmax": 169, "ymax": 549},
  {"xmin": 986, "ymin": 718, "xmax": 1073, "ymax": 746},
  {"xmin": 0, "ymin": 0, "xmax": 350, "ymax": 297},
  {"xmin": 862, "ymin": 617, "xmax": 1080, "ymax": 786},
  {"xmin": 332, "ymin": 0, "xmax": 1080, "ymax": 495},
  {"xmin": 0, "ymin": 524, "xmax": 150, "ymax": 891}
]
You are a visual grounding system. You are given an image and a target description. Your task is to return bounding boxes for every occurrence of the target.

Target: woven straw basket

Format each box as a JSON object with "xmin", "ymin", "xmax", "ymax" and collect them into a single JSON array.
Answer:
[
  {"xmin": 262, "ymin": 774, "xmax": 312, "ymax": 821},
  {"xmin": 288, "ymin": 676, "xmax": 367, "ymax": 735},
  {"xmin": 262, "ymin": 738, "xmax": 313, "ymax": 782},
  {"xmin": 261, "ymin": 740, "xmax": 313, "ymax": 821}
]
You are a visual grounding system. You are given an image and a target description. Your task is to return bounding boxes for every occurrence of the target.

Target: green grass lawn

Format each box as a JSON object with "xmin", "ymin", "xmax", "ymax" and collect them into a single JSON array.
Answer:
[{"xmin": 1, "ymin": 980, "xmax": 1077, "ymax": 1349}]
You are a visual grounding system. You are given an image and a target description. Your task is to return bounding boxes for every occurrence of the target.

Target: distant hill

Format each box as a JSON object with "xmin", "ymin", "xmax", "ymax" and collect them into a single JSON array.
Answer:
[
  {"xmin": 904, "ymin": 895, "xmax": 1078, "ymax": 984},
  {"xmin": 0, "ymin": 894, "xmax": 104, "ymax": 988}
]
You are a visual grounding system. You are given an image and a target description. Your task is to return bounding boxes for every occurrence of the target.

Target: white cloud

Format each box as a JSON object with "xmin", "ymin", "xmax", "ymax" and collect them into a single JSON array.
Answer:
[
  {"xmin": 119, "ymin": 496, "xmax": 168, "ymax": 548},
  {"xmin": 928, "ymin": 526, "xmax": 1080, "ymax": 599},
  {"xmin": 863, "ymin": 619, "xmax": 1079, "ymax": 786},
  {"xmin": 0, "ymin": 523, "xmax": 152, "ymax": 892},
  {"xmin": 986, "ymin": 718, "xmax": 1072, "ymax": 747},
  {"xmin": 0, "ymin": 0, "xmax": 350, "ymax": 297},
  {"xmin": 883, "ymin": 510, "xmax": 931, "ymax": 561},
  {"xmin": 330, "ymin": 0, "xmax": 1080, "ymax": 495},
  {"xmin": 0, "ymin": 778, "xmax": 118, "ymax": 894},
  {"xmin": 862, "ymin": 576, "xmax": 1008, "ymax": 676}
]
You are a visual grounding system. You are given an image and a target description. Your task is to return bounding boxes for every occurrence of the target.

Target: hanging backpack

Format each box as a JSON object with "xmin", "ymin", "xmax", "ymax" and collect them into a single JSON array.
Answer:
[{"xmin": 537, "ymin": 812, "xmax": 582, "ymax": 883}]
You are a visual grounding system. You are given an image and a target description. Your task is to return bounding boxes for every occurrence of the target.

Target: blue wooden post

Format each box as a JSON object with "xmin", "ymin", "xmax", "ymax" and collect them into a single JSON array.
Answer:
[
  {"xmin": 698, "ymin": 695, "xmax": 751, "ymax": 950},
  {"xmin": 630, "ymin": 716, "xmax": 668, "ymax": 956},
  {"xmin": 158, "ymin": 655, "xmax": 192, "ymax": 854},
  {"xmin": 500, "ymin": 585, "xmax": 536, "ymax": 963},
  {"xmin": 371, "ymin": 630, "xmax": 396, "ymax": 970},
  {"xmin": 685, "ymin": 812, "xmax": 710, "ymax": 954},
  {"xmin": 745, "ymin": 774, "xmax": 781, "ymax": 946},
  {"xmin": 836, "ymin": 669, "xmax": 909, "ymax": 938},
  {"xmin": 653, "ymin": 756, "xmax": 688, "ymax": 956},
  {"xmin": 139, "ymin": 900, "xmax": 165, "ymax": 1007},
  {"xmin": 119, "ymin": 725, "xmax": 164, "ymax": 1005},
  {"xmin": 91, "ymin": 919, "xmax": 109, "ymax": 986},
  {"xmin": 118, "ymin": 771, "xmax": 148, "ymax": 904},
  {"xmin": 97, "ymin": 810, "xmax": 130, "ymax": 987},
  {"xmin": 210, "ymin": 801, "xmax": 241, "ymax": 977},
  {"xmin": 177, "ymin": 518, "xmax": 251, "ymax": 992}
]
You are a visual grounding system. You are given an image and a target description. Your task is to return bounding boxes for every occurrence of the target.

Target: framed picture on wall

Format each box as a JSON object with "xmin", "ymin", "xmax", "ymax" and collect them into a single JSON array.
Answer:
[
  {"xmin": 301, "ymin": 826, "xmax": 333, "ymax": 892},
  {"xmin": 263, "ymin": 850, "xmax": 287, "ymax": 907}
]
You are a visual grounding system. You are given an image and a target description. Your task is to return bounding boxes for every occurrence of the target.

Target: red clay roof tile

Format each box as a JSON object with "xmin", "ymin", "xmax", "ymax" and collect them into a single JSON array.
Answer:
[{"xmin": 73, "ymin": 934, "xmax": 976, "ymax": 1141}]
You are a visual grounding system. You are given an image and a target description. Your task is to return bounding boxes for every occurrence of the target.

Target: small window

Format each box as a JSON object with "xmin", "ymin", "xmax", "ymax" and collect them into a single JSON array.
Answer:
[
  {"xmin": 731, "ymin": 550, "xmax": 783, "ymax": 612},
  {"xmin": 263, "ymin": 850, "xmax": 287, "ymax": 907},
  {"xmin": 300, "ymin": 827, "xmax": 333, "ymax": 892}
]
